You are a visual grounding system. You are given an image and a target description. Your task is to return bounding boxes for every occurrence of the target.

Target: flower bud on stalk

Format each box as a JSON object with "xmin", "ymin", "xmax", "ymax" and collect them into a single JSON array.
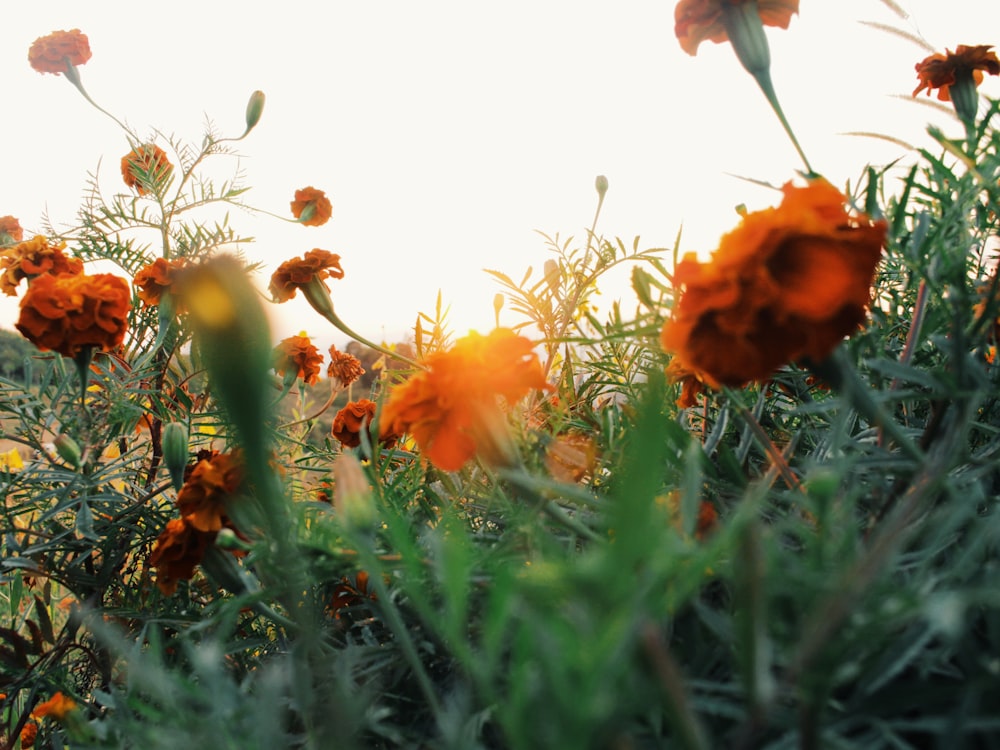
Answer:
[
  {"xmin": 161, "ymin": 421, "xmax": 188, "ymax": 492},
  {"xmin": 54, "ymin": 433, "xmax": 81, "ymax": 469},
  {"xmin": 244, "ymin": 90, "xmax": 265, "ymax": 135}
]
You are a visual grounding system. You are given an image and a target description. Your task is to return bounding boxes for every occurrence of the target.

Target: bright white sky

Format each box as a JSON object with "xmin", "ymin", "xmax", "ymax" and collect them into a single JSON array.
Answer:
[{"xmin": 4, "ymin": 1, "xmax": 1000, "ymax": 351}]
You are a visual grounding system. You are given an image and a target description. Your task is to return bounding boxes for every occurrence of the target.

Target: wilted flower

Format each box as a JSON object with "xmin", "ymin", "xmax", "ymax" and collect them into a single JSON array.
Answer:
[
  {"xmin": 121, "ymin": 144, "xmax": 173, "ymax": 195},
  {"xmin": 268, "ymin": 249, "xmax": 344, "ymax": 303},
  {"xmin": 674, "ymin": 0, "xmax": 798, "ymax": 56},
  {"xmin": 380, "ymin": 328, "xmax": 550, "ymax": 471},
  {"xmin": 272, "ymin": 333, "xmax": 323, "ymax": 385},
  {"xmin": 148, "ymin": 517, "xmax": 215, "ymax": 595},
  {"xmin": 28, "ymin": 29, "xmax": 92, "ymax": 75},
  {"xmin": 175, "ymin": 451, "xmax": 244, "ymax": 532},
  {"xmin": 31, "ymin": 692, "xmax": 77, "ymax": 720},
  {"xmin": 660, "ymin": 179, "xmax": 885, "ymax": 391},
  {"xmin": 913, "ymin": 44, "xmax": 1000, "ymax": 101},
  {"xmin": 0, "ymin": 236, "xmax": 83, "ymax": 296},
  {"xmin": 0, "ymin": 216, "xmax": 24, "ymax": 245},
  {"xmin": 16, "ymin": 271, "xmax": 131, "ymax": 358},
  {"xmin": 133, "ymin": 257, "xmax": 187, "ymax": 307},
  {"xmin": 327, "ymin": 344, "xmax": 365, "ymax": 387},
  {"xmin": 290, "ymin": 186, "xmax": 333, "ymax": 227}
]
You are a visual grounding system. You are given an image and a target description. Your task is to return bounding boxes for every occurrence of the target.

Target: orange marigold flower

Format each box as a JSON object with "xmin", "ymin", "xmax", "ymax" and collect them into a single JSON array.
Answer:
[
  {"xmin": 31, "ymin": 692, "xmax": 77, "ymax": 721},
  {"xmin": 28, "ymin": 29, "xmax": 92, "ymax": 75},
  {"xmin": 20, "ymin": 721, "xmax": 38, "ymax": 748},
  {"xmin": 272, "ymin": 333, "xmax": 323, "ymax": 385},
  {"xmin": 327, "ymin": 345, "xmax": 365, "ymax": 387},
  {"xmin": 176, "ymin": 451, "xmax": 244, "ymax": 532},
  {"xmin": 0, "ymin": 236, "xmax": 83, "ymax": 296},
  {"xmin": 660, "ymin": 180, "xmax": 885, "ymax": 391},
  {"xmin": 913, "ymin": 44, "xmax": 1000, "ymax": 101},
  {"xmin": 666, "ymin": 357, "xmax": 710, "ymax": 409},
  {"xmin": 268, "ymin": 249, "xmax": 344, "ymax": 303},
  {"xmin": 380, "ymin": 328, "xmax": 551, "ymax": 471},
  {"xmin": 0, "ymin": 216, "xmax": 24, "ymax": 245},
  {"xmin": 290, "ymin": 186, "xmax": 333, "ymax": 227},
  {"xmin": 332, "ymin": 399, "xmax": 399, "ymax": 448},
  {"xmin": 148, "ymin": 517, "xmax": 215, "ymax": 595},
  {"xmin": 545, "ymin": 432, "xmax": 599, "ymax": 483},
  {"xmin": 16, "ymin": 272, "xmax": 131, "ymax": 358},
  {"xmin": 121, "ymin": 144, "xmax": 173, "ymax": 196},
  {"xmin": 674, "ymin": 0, "xmax": 798, "ymax": 56},
  {"xmin": 133, "ymin": 257, "xmax": 187, "ymax": 307}
]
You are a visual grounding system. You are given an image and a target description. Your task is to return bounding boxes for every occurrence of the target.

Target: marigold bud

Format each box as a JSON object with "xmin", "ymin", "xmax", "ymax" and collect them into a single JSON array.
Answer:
[
  {"xmin": 595, "ymin": 174, "xmax": 609, "ymax": 197},
  {"xmin": 161, "ymin": 421, "xmax": 188, "ymax": 492},
  {"xmin": 244, "ymin": 90, "xmax": 265, "ymax": 134},
  {"xmin": 53, "ymin": 434, "xmax": 81, "ymax": 469}
]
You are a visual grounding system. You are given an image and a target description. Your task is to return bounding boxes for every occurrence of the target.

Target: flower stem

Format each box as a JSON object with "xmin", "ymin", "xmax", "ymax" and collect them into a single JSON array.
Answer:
[{"xmin": 753, "ymin": 70, "xmax": 815, "ymax": 177}]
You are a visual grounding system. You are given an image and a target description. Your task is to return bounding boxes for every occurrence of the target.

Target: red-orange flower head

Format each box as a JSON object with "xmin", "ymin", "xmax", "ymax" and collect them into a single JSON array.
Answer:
[
  {"xmin": 133, "ymin": 257, "xmax": 187, "ymax": 307},
  {"xmin": 148, "ymin": 517, "xmax": 215, "ymax": 595},
  {"xmin": 0, "ymin": 236, "xmax": 83, "ymax": 296},
  {"xmin": 674, "ymin": 0, "xmax": 798, "ymax": 56},
  {"xmin": 268, "ymin": 249, "xmax": 344, "ymax": 303},
  {"xmin": 327, "ymin": 345, "xmax": 365, "ymax": 387},
  {"xmin": 121, "ymin": 144, "xmax": 173, "ymax": 196},
  {"xmin": 28, "ymin": 30, "xmax": 92, "ymax": 75},
  {"xmin": 31, "ymin": 692, "xmax": 78, "ymax": 721},
  {"xmin": 660, "ymin": 179, "xmax": 886, "ymax": 391},
  {"xmin": 290, "ymin": 186, "xmax": 333, "ymax": 227},
  {"xmin": 16, "ymin": 272, "xmax": 131, "ymax": 358},
  {"xmin": 332, "ymin": 399, "xmax": 400, "ymax": 448},
  {"xmin": 913, "ymin": 44, "xmax": 1000, "ymax": 101},
  {"xmin": 176, "ymin": 451, "xmax": 244, "ymax": 532},
  {"xmin": 380, "ymin": 328, "xmax": 551, "ymax": 471},
  {"xmin": 272, "ymin": 333, "xmax": 323, "ymax": 385},
  {"xmin": 0, "ymin": 216, "xmax": 24, "ymax": 246}
]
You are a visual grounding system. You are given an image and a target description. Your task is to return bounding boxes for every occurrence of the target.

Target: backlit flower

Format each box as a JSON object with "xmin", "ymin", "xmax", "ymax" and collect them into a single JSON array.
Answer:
[
  {"xmin": 176, "ymin": 451, "xmax": 244, "ymax": 532},
  {"xmin": 380, "ymin": 328, "xmax": 550, "ymax": 471},
  {"xmin": 16, "ymin": 272, "xmax": 131, "ymax": 358},
  {"xmin": 28, "ymin": 29, "xmax": 92, "ymax": 75},
  {"xmin": 0, "ymin": 216, "xmax": 23, "ymax": 245},
  {"xmin": 121, "ymin": 144, "xmax": 173, "ymax": 196},
  {"xmin": 272, "ymin": 333, "xmax": 323, "ymax": 385},
  {"xmin": 913, "ymin": 44, "xmax": 1000, "ymax": 101},
  {"xmin": 327, "ymin": 344, "xmax": 365, "ymax": 387},
  {"xmin": 133, "ymin": 257, "xmax": 187, "ymax": 307},
  {"xmin": 545, "ymin": 432, "xmax": 599, "ymax": 483},
  {"xmin": 660, "ymin": 179, "xmax": 885, "ymax": 391},
  {"xmin": 674, "ymin": 0, "xmax": 798, "ymax": 56},
  {"xmin": 148, "ymin": 517, "xmax": 215, "ymax": 595},
  {"xmin": 268, "ymin": 249, "xmax": 344, "ymax": 303},
  {"xmin": 332, "ymin": 399, "xmax": 399, "ymax": 448},
  {"xmin": 31, "ymin": 692, "xmax": 77, "ymax": 720},
  {"xmin": 1, "ymin": 236, "xmax": 82, "ymax": 296},
  {"xmin": 290, "ymin": 186, "xmax": 332, "ymax": 226}
]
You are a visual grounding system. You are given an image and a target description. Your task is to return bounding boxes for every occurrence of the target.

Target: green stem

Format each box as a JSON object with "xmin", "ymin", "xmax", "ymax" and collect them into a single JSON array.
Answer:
[{"xmin": 753, "ymin": 69, "xmax": 815, "ymax": 177}]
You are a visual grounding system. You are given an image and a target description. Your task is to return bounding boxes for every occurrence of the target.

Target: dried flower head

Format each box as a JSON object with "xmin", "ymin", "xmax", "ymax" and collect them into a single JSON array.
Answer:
[
  {"xmin": 268, "ymin": 249, "xmax": 344, "ymax": 303},
  {"xmin": 121, "ymin": 144, "xmax": 173, "ymax": 195},
  {"xmin": 176, "ymin": 451, "xmax": 244, "ymax": 532},
  {"xmin": 133, "ymin": 257, "xmax": 187, "ymax": 307},
  {"xmin": 148, "ymin": 517, "xmax": 215, "ymax": 595},
  {"xmin": 28, "ymin": 29, "xmax": 92, "ymax": 75},
  {"xmin": 913, "ymin": 44, "xmax": 1000, "ymax": 101},
  {"xmin": 0, "ymin": 236, "xmax": 83, "ymax": 296},
  {"xmin": 674, "ymin": 0, "xmax": 798, "ymax": 56},
  {"xmin": 290, "ymin": 186, "xmax": 333, "ymax": 226},
  {"xmin": 327, "ymin": 345, "xmax": 365, "ymax": 387},
  {"xmin": 272, "ymin": 333, "xmax": 324, "ymax": 385},
  {"xmin": 0, "ymin": 216, "xmax": 24, "ymax": 245},
  {"xmin": 16, "ymin": 271, "xmax": 131, "ymax": 358},
  {"xmin": 380, "ymin": 328, "xmax": 550, "ymax": 471},
  {"xmin": 660, "ymin": 179, "xmax": 886, "ymax": 392}
]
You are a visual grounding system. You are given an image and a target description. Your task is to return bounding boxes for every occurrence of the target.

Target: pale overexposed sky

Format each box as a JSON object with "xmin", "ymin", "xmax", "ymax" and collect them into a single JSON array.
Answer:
[{"xmin": 3, "ymin": 1, "xmax": 1000, "ymax": 351}]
